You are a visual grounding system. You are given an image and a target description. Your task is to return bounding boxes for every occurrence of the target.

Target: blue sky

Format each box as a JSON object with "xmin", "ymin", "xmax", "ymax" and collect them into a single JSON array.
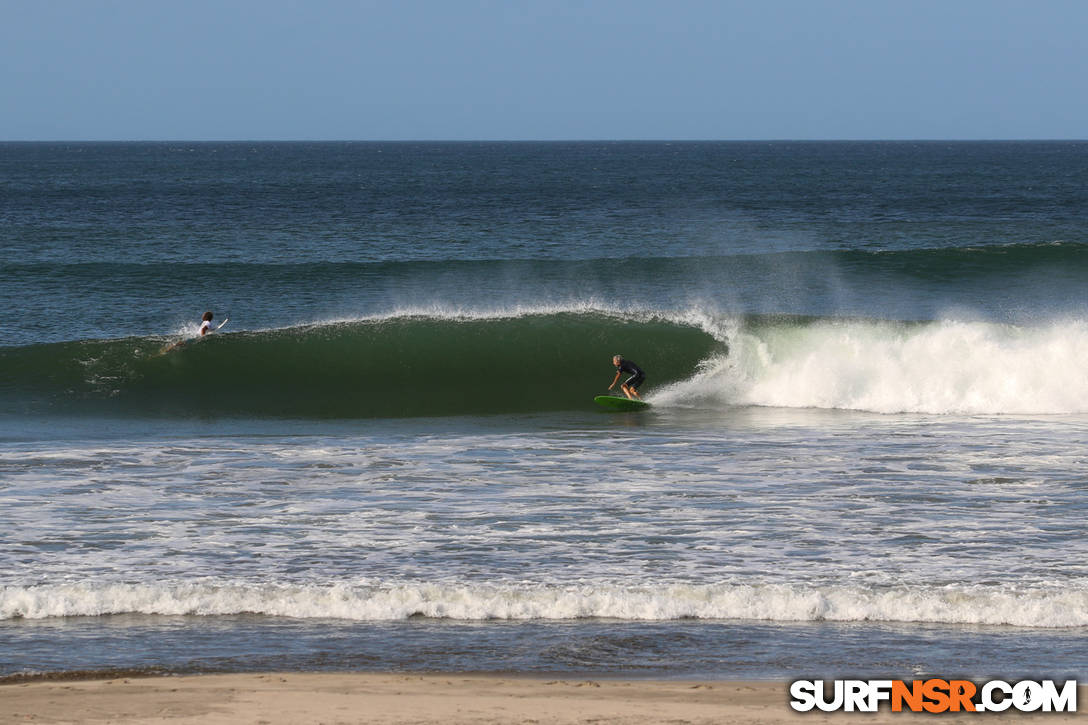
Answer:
[{"xmin": 2, "ymin": 0, "xmax": 1085, "ymax": 140}]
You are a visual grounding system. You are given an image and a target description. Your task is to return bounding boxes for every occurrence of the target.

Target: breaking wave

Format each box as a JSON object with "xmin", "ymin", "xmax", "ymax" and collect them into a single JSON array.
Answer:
[
  {"xmin": 0, "ymin": 308, "xmax": 718, "ymax": 418},
  {"xmin": 3, "ymin": 580, "xmax": 1086, "ymax": 628},
  {"xmin": 6, "ymin": 303, "xmax": 1088, "ymax": 418}
]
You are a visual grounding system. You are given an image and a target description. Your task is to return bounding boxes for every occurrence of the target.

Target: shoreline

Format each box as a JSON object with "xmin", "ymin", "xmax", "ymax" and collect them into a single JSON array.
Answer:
[{"xmin": 3, "ymin": 672, "xmax": 1085, "ymax": 724}]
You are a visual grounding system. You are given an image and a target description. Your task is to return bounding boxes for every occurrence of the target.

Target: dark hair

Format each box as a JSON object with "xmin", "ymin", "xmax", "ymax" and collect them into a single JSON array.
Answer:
[{"xmin": 202, "ymin": 311, "xmax": 214, "ymax": 321}]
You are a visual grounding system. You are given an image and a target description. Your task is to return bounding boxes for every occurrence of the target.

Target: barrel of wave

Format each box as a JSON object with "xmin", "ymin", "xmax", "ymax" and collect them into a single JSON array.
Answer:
[{"xmin": 0, "ymin": 311, "xmax": 721, "ymax": 419}]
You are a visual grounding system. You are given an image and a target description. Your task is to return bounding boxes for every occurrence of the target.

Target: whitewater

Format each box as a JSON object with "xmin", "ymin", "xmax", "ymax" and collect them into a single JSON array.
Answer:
[{"xmin": 660, "ymin": 313, "xmax": 1088, "ymax": 415}]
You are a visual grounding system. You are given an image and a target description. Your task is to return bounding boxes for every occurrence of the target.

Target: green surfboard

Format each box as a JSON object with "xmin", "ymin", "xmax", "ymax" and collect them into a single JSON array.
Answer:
[{"xmin": 594, "ymin": 395, "xmax": 651, "ymax": 411}]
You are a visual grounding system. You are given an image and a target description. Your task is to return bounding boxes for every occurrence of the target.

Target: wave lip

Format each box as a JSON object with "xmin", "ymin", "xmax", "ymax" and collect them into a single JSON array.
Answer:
[{"xmin": 3, "ymin": 581, "xmax": 1086, "ymax": 628}]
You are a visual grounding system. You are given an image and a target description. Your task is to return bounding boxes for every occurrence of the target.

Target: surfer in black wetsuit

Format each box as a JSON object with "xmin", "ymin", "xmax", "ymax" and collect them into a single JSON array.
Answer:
[{"xmin": 609, "ymin": 355, "xmax": 645, "ymax": 400}]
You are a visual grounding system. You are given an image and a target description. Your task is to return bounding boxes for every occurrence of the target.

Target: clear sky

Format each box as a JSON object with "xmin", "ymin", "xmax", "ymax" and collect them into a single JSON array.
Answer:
[{"xmin": 2, "ymin": 0, "xmax": 1085, "ymax": 140}]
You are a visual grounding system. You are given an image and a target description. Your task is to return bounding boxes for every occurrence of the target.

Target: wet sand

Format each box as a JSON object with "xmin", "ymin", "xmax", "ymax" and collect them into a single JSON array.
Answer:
[{"xmin": 1, "ymin": 673, "xmax": 1083, "ymax": 724}]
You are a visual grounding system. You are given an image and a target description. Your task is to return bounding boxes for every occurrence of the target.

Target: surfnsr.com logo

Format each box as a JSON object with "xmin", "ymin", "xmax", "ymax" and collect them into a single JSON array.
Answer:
[{"xmin": 790, "ymin": 679, "xmax": 1078, "ymax": 713}]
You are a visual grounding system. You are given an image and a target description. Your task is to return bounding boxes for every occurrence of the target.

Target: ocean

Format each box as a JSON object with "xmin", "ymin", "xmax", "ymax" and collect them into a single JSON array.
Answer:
[{"xmin": 2, "ymin": 141, "xmax": 1087, "ymax": 680}]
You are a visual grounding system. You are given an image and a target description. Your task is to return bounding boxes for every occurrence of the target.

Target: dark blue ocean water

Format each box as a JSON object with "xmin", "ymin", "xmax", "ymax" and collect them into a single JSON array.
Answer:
[
  {"xmin": 2, "ymin": 142, "xmax": 1087, "ymax": 679},
  {"xmin": 3, "ymin": 141, "xmax": 1087, "ymax": 347}
]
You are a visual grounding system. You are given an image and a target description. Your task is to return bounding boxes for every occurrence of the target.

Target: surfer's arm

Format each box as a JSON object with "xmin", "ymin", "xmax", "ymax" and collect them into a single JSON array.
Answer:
[{"xmin": 608, "ymin": 370, "xmax": 621, "ymax": 390}]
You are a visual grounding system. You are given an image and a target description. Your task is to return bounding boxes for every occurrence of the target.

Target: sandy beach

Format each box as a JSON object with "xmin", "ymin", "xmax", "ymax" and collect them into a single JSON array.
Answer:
[{"xmin": 0, "ymin": 673, "xmax": 1083, "ymax": 724}]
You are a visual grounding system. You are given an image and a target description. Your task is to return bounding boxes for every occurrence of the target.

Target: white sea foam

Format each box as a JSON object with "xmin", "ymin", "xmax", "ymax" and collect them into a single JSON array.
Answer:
[
  {"xmin": 655, "ymin": 317, "xmax": 1088, "ymax": 415},
  {"xmin": 3, "ymin": 581, "xmax": 1087, "ymax": 628}
]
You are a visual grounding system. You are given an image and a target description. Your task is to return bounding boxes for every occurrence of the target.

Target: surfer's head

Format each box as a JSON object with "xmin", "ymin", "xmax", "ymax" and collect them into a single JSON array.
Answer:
[
  {"xmin": 613, "ymin": 355, "xmax": 622, "ymax": 366},
  {"xmin": 202, "ymin": 311, "xmax": 214, "ymax": 322}
]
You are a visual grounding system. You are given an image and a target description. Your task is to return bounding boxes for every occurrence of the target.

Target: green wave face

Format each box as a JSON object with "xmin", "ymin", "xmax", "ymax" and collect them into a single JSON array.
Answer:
[{"xmin": 0, "ymin": 312, "xmax": 720, "ymax": 419}]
